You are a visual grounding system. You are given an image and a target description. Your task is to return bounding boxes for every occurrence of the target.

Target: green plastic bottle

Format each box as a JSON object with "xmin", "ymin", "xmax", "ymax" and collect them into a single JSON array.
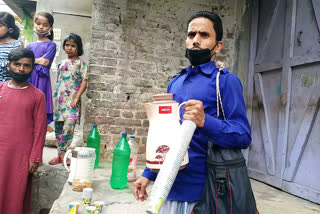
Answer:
[
  {"xmin": 110, "ymin": 133, "xmax": 131, "ymax": 189},
  {"xmin": 87, "ymin": 124, "xmax": 101, "ymax": 168}
]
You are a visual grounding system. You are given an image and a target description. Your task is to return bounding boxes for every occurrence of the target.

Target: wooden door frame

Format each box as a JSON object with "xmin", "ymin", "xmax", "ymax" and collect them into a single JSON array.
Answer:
[{"xmin": 244, "ymin": 0, "xmax": 258, "ymax": 163}]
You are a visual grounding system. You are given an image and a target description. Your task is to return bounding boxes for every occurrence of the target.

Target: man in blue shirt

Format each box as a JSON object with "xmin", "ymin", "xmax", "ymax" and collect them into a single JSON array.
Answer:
[{"xmin": 134, "ymin": 11, "xmax": 254, "ymax": 214}]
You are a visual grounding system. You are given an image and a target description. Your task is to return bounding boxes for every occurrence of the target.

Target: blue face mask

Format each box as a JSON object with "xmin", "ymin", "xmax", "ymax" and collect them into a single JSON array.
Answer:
[
  {"xmin": 8, "ymin": 69, "xmax": 31, "ymax": 83},
  {"xmin": 185, "ymin": 42, "xmax": 218, "ymax": 66}
]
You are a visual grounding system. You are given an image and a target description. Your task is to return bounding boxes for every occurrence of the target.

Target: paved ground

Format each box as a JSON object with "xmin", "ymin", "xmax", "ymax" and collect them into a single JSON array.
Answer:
[
  {"xmin": 252, "ymin": 179, "xmax": 320, "ymax": 214},
  {"xmin": 43, "ymin": 146, "xmax": 320, "ymax": 213}
]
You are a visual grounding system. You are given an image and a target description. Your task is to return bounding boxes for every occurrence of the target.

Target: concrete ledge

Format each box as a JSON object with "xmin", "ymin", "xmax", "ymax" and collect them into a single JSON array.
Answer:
[{"xmin": 49, "ymin": 161, "xmax": 148, "ymax": 214}]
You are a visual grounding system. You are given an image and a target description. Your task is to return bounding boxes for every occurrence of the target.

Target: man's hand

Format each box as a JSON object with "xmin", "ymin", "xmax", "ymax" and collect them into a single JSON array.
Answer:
[
  {"xmin": 182, "ymin": 100, "xmax": 205, "ymax": 128},
  {"xmin": 133, "ymin": 176, "xmax": 151, "ymax": 201},
  {"xmin": 28, "ymin": 161, "xmax": 39, "ymax": 174},
  {"xmin": 71, "ymin": 97, "xmax": 79, "ymax": 109},
  {"xmin": 35, "ymin": 54, "xmax": 50, "ymax": 66}
]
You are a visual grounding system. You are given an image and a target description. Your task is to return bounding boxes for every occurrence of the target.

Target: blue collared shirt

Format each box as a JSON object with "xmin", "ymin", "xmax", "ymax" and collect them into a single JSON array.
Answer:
[{"xmin": 142, "ymin": 61, "xmax": 251, "ymax": 202}]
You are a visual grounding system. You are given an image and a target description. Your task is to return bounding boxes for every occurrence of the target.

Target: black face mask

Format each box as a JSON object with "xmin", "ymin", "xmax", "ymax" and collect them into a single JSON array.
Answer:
[
  {"xmin": 185, "ymin": 43, "xmax": 218, "ymax": 66},
  {"xmin": 8, "ymin": 69, "xmax": 31, "ymax": 83}
]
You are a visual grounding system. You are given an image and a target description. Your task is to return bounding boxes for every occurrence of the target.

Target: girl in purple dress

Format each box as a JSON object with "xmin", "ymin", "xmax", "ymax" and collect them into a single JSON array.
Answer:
[{"xmin": 27, "ymin": 12, "xmax": 56, "ymax": 124}]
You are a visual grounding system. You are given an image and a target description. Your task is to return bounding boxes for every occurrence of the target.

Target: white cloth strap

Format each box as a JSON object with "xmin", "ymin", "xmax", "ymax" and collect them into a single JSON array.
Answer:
[{"xmin": 216, "ymin": 71, "xmax": 226, "ymax": 120}]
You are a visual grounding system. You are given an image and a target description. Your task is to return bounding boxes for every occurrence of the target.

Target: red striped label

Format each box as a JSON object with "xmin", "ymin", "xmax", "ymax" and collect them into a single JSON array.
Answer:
[{"xmin": 159, "ymin": 106, "xmax": 172, "ymax": 114}]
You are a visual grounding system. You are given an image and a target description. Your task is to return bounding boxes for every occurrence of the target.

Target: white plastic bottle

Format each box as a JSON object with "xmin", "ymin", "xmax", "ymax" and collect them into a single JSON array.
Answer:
[{"xmin": 127, "ymin": 136, "xmax": 138, "ymax": 182}]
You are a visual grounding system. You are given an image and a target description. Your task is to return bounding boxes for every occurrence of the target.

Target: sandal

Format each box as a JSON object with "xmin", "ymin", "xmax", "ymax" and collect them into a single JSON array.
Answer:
[
  {"xmin": 59, "ymin": 157, "xmax": 71, "ymax": 166},
  {"xmin": 48, "ymin": 156, "xmax": 61, "ymax": 165}
]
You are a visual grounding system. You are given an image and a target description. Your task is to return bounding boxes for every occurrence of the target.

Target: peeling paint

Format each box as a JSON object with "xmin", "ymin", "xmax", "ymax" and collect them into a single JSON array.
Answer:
[{"xmin": 301, "ymin": 74, "xmax": 318, "ymax": 88}]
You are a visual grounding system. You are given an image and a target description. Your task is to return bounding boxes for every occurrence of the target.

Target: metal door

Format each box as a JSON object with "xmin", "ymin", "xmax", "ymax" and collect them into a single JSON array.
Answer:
[{"xmin": 247, "ymin": 0, "xmax": 320, "ymax": 203}]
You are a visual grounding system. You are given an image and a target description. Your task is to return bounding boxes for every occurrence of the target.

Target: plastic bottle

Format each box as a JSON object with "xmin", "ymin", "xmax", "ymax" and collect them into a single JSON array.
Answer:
[
  {"xmin": 110, "ymin": 133, "xmax": 131, "ymax": 189},
  {"xmin": 86, "ymin": 124, "xmax": 101, "ymax": 168},
  {"xmin": 127, "ymin": 136, "xmax": 138, "ymax": 182}
]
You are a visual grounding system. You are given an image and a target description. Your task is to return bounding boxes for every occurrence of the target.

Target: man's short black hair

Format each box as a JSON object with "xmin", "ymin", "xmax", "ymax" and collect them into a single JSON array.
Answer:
[
  {"xmin": 8, "ymin": 48, "xmax": 35, "ymax": 66},
  {"xmin": 63, "ymin": 33, "xmax": 84, "ymax": 56},
  {"xmin": 187, "ymin": 11, "xmax": 223, "ymax": 41}
]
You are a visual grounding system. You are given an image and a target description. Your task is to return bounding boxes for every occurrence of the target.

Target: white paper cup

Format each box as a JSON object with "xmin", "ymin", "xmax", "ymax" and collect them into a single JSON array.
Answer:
[
  {"xmin": 93, "ymin": 201, "xmax": 104, "ymax": 213},
  {"xmin": 69, "ymin": 201, "xmax": 80, "ymax": 214},
  {"xmin": 85, "ymin": 206, "xmax": 97, "ymax": 214},
  {"xmin": 82, "ymin": 188, "xmax": 93, "ymax": 206}
]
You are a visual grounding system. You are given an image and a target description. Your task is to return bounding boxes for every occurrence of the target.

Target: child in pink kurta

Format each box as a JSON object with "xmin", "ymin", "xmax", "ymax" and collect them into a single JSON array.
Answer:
[{"xmin": 0, "ymin": 49, "xmax": 47, "ymax": 213}]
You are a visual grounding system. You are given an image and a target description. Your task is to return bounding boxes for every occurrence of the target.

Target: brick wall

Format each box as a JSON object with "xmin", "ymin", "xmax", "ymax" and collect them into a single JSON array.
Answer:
[{"xmin": 85, "ymin": 0, "xmax": 251, "ymax": 160}]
